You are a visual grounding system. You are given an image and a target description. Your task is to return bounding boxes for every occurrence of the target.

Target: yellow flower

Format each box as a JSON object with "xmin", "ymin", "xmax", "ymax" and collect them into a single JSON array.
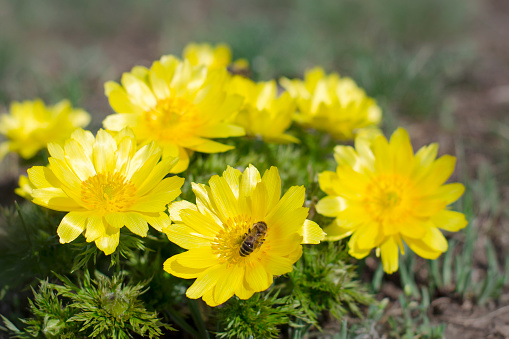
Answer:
[
  {"xmin": 103, "ymin": 55, "xmax": 245, "ymax": 173},
  {"xmin": 183, "ymin": 42, "xmax": 250, "ymax": 74},
  {"xmin": 27, "ymin": 128, "xmax": 184, "ymax": 255},
  {"xmin": 316, "ymin": 128, "xmax": 467, "ymax": 273},
  {"xmin": 0, "ymin": 99, "xmax": 90, "ymax": 161},
  {"xmin": 183, "ymin": 42, "xmax": 232, "ymax": 70},
  {"xmin": 15, "ymin": 175, "xmax": 36, "ymax": 200},
  {"xmin": 280, "ymin": 67, "xmax": 382, "ymax": 140},
  {"xmin": 163, "ymin": 164, "xmax": 325, "ymax": 306},
  {"xmin": 229, "ymin": 76, "xmax": 299, "ymax": 144}
]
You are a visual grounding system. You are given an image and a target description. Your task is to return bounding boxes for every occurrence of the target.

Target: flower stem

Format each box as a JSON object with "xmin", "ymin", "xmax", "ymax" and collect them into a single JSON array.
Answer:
[
  {"xmin": 15, "ymin": 201, "xmax": 33, "ymax": 249},
  {"xmin": 188, "ymin": 299, "xmax": 209, "ymax": 339}
]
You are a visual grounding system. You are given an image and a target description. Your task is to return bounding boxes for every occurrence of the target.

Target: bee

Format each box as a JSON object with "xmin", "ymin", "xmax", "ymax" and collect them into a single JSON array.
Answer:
[{"xmin": 239, "ymin": 221, "xmax": 268, "ymax": 257}]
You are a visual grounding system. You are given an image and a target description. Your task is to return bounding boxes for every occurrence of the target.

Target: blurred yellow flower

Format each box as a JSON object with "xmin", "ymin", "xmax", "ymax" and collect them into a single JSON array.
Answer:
[
  {"xmin": 103, "ymin": 55, "xmax": 245, "ymax": 173},
  {"xmin": 0, "ymin": 99, "xmax": 90, "ymax": 161},
  {"xmin": 316, "ymin": 128, "xmax": 467, "ymax": 273},
  {"xmin": 229, "ymin": 76, "xmax": 299, "ymax": 144},
  {"xmin": 163, "ymin": 164, "xmax": 324, "ymax": 306},
  {"xmin": 183, "ymin": 42, "xmax": 250, "ymax": 75},
  {"xmin": 15, "ymin": 175, "xmax": 36, "ymax": 200},
  {"xmin": 27, "ymin": 128, "xmax": 184, "ymax": 255},
  {"xmin": 280, "ymin": 67, "xmax": 382, "ymax": 140}
]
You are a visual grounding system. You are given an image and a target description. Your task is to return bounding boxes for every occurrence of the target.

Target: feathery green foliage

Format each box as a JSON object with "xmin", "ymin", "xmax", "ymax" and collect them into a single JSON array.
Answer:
[
  {"xmin": 1, "ymin": 272, "xmax": 174, "ymax": 339},
  {"xmin": 215, "ymin": 290, "xmax": 311, "ymax": 339},
  {"xmin": 289, "ymin": 242, "xmax": 374, "ymax": 322}
]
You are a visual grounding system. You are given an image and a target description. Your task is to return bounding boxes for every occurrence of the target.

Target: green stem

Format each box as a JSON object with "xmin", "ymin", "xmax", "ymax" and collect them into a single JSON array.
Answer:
[
  {"xmin": 188, "ymin": 299, "xmax": 209, "ymax": 339},
  {"xmin": 15, "ymin": 201, "xmax": 33, "ymax": 249},
  {"xmin": 165, "ymin": 306, "xmax": 199, "ymax": 338}
]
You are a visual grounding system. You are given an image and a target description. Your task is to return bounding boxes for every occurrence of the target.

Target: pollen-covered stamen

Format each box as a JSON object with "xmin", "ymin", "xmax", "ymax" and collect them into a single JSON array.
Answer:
[
  {"xmin": 144, "ymin": 97, "xmax": 199, "ymax": 142},
  {"xmin": 81, "ymin": 172, "xmax": 136, "ymax": 213},
  {"xmin": 210, "ymin": 215, "xmax": 262, "ymax": 266},
  {"xmin": 364, "ymin": 174, "xmax": 413, "ymax": 224}
]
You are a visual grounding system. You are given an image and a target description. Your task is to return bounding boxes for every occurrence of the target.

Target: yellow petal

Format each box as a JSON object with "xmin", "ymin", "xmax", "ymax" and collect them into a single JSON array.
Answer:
[
  {"xmin": 121, "ymin": 73, "xmax": 157, "ymax": 111},
  {"xmin": 415, "ymin": 155, "xmax": 456, "ymax": 191},
  {"xmin": 123, "ymin": 212, "xmax": 149, "ymax": 237},
  {"xmin": 144, "ymin": 212, "xmax": 171, "ymax": 232},
  {"xmin": 94, "ymin": 227, "xmax": 120, "ymax": 255},
  {"xmin": 404, "ymin": 227, "xmax": 447, "ymax": 259},
  {"xmin": 431, "ymin": 210, "xmax": 468, "ymax": 232},
  {"xmin": 397, "ymin": 218, "xmax": 429, "ymax": 239},
  {"xmin": 315, "ymin": 196, "xmax": 346, "ymax": 217},
  {"xmin": 333, "ymin": 145, "xmax": 358, "ymax": 167},
  {"xmin": 223, "ymin": 166, "xmax": 242, "ymax": 199},
  {"xmin": 235, "ymin": 280, "xmax": 256, "ymax": 300},
  {"xmin": 186, "ymin": 264, "xmax": 225, "ymax": 300},
  {"xmin": 261, "ymin": 254, "xmax": 294, "ymax": 276},
  {"xmin": 240, "ymin": 164, "xmax": 262, "ymax": 198},
  {"xmin": 85, "ymin": 215, "xmax": 106, "ymax": 242},
  {"xmin": 168, "ymin": 200, "xmax": 198, "ymax": 222},
  {"xmin": 180, "ymin": 208, "xmax": 222, "ymax": 237},
  {"xmin": 165, "ymin": 222, "xmax": 214, "ymax": 249},
  {"xmin": 185, "ymin": 138, "xmax": 234, "ymax": 153},
  {"xmin": 241, "ymin": 263, "xmax": 270, "ymax": 295},
  {"xmin": 92, "ymin": 129, "xmax": 117, "ymax": 174},
  {"xmin": 57, "ymin": 212, "xmax": 87, "ymax": 243},
  {"xmin": 163, "ymin": 254, "xmax": 209, "ymax": 279},
  {"xmin": 323, "ymin": 219, "xmax": 354, "ymax": 241},
  {"xmin": 168, "ymin": 146, "xmax": 190, "ymax": 174},
  {"xmin": 261, "ymin": 166, "xmax": 281, "ymax": 210},
  {"xmin": 131, "ymin": 176, "xmax": 184, "ymax": 212},
  {"xmin": 31, "ymin": 187, "xmax": 83, "ymax": 211},
  {"xmin": 390, "ymin": 128, "xmax": 414, "ymax": 177},
  {"xmin": 172, "ymin": 247, "xmax": 219, "ymax": 269},
  {"xmin": 149, "ymin": 61, "xmax": 171, "ymax": 100},
  {"xmin": 213, "ymin": 264, "xmax": 244, "ymax": 305},
  {"xmin": 266, "ymin": 185, "xmax": 305, "ymax": 223},
  {"xmin": 300, "ymin": 219, "xmax": 325, "ymax": 244},
  {"xmin": 318, "ymin": 170, "xmax": 340, "ymax": 196},
  {"xmin": 352, "ymin": 223, "xmax": 383, "ymax": 251},
  {"xmin": 103, "ymin": 113, "xmax": 139, "ymax": 130},
  {"xmin": 380, "ymin": 236, "xmax": 400, "ymax": 274},
  {"xmin": 63, "ymin": 139, "xmax": 96, "ymax": 181},
  {"xmin": 250, "ymin": 181, "xmax": 268, "ymax": 221},
  {"xmin": 47, "ymin": 158, "xmax": 81, "ymax": 193},
  {"xmin": 427, "ymin": 183, "xmax": 465, "ymax": 204},
  {"xmin": 209, "ymin": 175, "xmax": 240, "ymax": 222},
  {"xmin": 414, "ymin": 143, "xmax": 438, "ymax": 169},
  {"xmin": 195, "ymin": 123, "xmax": 245, "ymax": 138}
]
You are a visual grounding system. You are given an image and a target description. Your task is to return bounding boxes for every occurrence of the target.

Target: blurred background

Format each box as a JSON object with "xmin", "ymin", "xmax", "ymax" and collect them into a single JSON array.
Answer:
[{"xmin": 1, "ymin": 0, "xmax": 509, "ymax": 337}]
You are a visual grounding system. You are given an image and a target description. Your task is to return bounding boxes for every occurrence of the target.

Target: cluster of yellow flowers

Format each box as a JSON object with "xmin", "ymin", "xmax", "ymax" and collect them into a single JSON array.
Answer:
[{"xmin": 0, "ymin": 42, "xmax": 467, "ymax": 306}]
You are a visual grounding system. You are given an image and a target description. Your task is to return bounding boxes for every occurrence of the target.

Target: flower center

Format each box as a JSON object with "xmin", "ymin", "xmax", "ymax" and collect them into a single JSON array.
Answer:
[
  {"xmin": 81, "ymin": 172, "xmax": 136, "ymax": 213},
  {"xmin": 211, "ymin": 215, "xmax": 268, "ymax": 266},
  {"xmin": 143, "ymin": 97, "xmax": 199, "ymax": 142},
  {"xmin": 364, "ymin": 174, "xmax": 413, "ymax": 227}
]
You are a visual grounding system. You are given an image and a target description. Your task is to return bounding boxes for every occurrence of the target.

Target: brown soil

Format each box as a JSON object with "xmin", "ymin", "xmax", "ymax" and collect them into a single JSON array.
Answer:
[{"xmin": 392, "ymin": 0, "xmax": 509, "ymax": 337}]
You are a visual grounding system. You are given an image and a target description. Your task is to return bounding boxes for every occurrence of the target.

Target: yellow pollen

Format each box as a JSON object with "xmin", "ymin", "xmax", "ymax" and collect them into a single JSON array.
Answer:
[
  {"xmin": 210, "ymin": 215, "xmax": 266, "ymax": 267},
  {"xmin": 81, "ymin": 172, "xmax": 136, "ymax": 213},
  {"xmin": 144, "ymin": 97, "xmax": 199, "ymax": 142},
  {"xmin": 364, "ymin": 174, "xmax": 413, "ymax": 225}
]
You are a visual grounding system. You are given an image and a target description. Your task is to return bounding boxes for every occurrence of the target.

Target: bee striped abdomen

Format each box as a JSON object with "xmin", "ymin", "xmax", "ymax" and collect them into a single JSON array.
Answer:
[
  {"xmin": 239, "ymin": 221, "xmax": 267, "ymax": 257},
  {"xmin": 239, "ymin": 240, "xmax": 255, "ymax": 257}
]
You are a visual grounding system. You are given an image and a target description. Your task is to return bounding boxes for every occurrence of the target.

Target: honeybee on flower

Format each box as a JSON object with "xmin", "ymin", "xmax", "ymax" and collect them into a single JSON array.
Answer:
[{"xmin": 163, "ymin": 164, "xmax": 325, "ymax": 306}]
